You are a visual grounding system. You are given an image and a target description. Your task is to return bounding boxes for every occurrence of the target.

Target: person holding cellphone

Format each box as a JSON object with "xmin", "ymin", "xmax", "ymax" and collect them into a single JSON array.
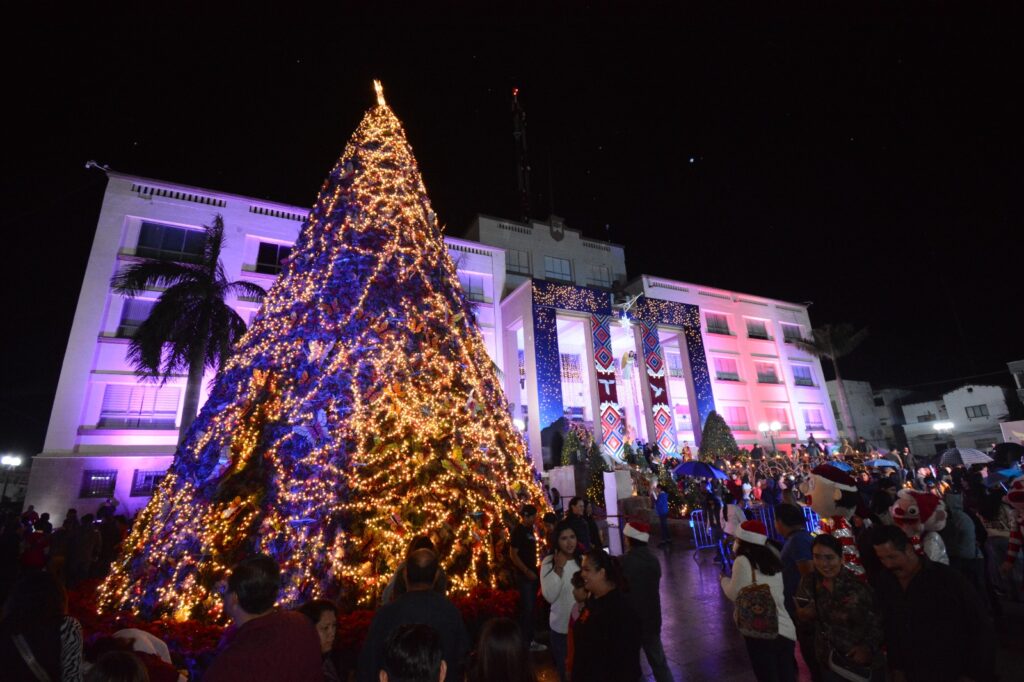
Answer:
[{"xmin": 795, "ymin": 535, "xmax": 884, "ymax": 681}]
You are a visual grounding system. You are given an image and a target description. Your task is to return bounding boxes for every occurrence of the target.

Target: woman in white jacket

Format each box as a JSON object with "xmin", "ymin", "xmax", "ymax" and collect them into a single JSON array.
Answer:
[
  {"xmin": 540, "ymin": 519, "xmax": 580, "ymax": 681},
  {"xmin": 720, "ymin": 519, "xmax": 797, "ymax": 682}
]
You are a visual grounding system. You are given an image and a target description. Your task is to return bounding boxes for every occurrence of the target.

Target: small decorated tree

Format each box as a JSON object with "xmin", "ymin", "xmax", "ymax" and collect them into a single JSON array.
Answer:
[
  {"xmin": 560, "ymin": 427, "xmax": 582, "ymax": 466},
  {"xmin": 656, "ymin": 467, "xmax": 687, "ymax": 515},
  {"xmin": 697, "ymin": 411, "xmax": 739, "ymax": 463},
  {"xmin": 622, "ymin": 440, "xmax": 637, "ymax": 467},
  {"xmin": 585, "ymin": 442, "xmax": 608, "ymax": 504}
]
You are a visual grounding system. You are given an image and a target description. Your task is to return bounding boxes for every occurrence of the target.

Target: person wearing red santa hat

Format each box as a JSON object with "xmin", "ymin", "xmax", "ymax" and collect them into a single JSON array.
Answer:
[{"xmin": 720, "ymin": 520, "xmax": 797, "ymax": 682}]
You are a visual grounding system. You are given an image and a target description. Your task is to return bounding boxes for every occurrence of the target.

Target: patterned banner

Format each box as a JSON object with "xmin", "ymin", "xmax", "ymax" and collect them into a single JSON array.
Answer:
[
  {"xmin": 591, "ymin": 314, "xmax": 625, "ymax": 461},
  {"xmin": 531, "ymin": 306, "xmax": 565, "ymax": 432},
  {"xmin": 638, "ymin": 320, "xmax": 677, "ymax": 454}
]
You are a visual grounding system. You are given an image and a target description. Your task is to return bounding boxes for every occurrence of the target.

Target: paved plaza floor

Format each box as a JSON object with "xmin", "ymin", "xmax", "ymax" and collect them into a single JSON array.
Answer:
[{"xmin": 533, "ymin": 522, "xmax": 1024, "ymax": 681}]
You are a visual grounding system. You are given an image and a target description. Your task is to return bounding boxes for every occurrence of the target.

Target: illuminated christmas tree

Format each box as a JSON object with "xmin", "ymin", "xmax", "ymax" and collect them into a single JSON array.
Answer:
[{"xmin": 99, "ymin": 82, "xmax": 545, "ymax": 620}]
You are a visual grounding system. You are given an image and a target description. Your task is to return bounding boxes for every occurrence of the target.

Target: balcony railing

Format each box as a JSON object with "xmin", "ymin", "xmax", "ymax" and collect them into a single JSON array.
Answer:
[
  {"xmin": 716, "ymin": 372, "xmax": 741, "ymax": 382},
  {"xmin": 794, "ymin": 377, "xmax": 815, "ymax": 387}
]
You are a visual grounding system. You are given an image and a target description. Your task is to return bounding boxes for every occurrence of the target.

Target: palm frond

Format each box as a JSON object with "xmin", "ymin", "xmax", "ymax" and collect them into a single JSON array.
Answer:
[
  {"xmin": 205, "ymin": 303, "xmax": 250, "ymax": 372},
  {"xmin": 202, "ymin": 215, "xmax": 226, "ymax": 269},
  {"xmin": 224, "ymin": 280, "xmax": 268, "ymax": 303},
  {"xmin": 111, "ymin": 260, "xmax": 202, "ymax": 297}
]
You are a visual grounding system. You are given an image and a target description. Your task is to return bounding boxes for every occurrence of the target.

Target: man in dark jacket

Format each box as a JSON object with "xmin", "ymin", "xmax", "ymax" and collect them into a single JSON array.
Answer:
[
  {"xmin": 872, "ymin": 525, "xmax": 995, "ymax": 682},
  {"xmin": 358, "ymin": 549, "xmax": 469, "ymax": 682},
  {"xmin": 621, "ymin": 521, "xmax": 672, "ymax": 682}
]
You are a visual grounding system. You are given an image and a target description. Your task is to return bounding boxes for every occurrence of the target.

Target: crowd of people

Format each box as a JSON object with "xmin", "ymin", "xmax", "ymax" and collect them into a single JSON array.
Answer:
[
  {"xmin": 704, "ymin": 436, "xmax": 1022, "ymax": 682},
  {"xmin": 1, "ymin": 434, "xmax": 1020, "ymax": 681}
]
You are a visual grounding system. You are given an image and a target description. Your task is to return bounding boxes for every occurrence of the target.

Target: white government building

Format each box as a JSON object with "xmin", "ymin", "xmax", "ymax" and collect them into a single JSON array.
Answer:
[{"xmin": 26, "ymin": 171, "xmax": 838, "ymax": 515}]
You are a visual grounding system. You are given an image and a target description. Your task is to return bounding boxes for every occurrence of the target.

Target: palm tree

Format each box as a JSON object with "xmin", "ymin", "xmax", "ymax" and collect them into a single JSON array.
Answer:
[
  {"xmin": 794, "ymin": 323, "xmax": 868, "ymax": 440},
  {"xmin": 111, "ymin": 215, "xmax": 267, "ymax": 442}
]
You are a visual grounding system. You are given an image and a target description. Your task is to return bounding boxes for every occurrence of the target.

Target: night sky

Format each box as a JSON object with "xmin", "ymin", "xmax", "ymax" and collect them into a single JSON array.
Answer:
[{"xmin": 3, "ymin": 4, "xmax": 1021, "ymax": 456}]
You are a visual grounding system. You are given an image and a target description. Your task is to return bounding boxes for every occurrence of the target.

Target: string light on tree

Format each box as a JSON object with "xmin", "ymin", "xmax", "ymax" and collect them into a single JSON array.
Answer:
[{"xmin": 98, "ymin": 80, "xmax": 546, "ymax": 621}]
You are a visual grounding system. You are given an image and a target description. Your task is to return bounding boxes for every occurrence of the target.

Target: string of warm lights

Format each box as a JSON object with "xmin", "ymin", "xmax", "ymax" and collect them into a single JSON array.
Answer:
[{"xmin": 98, "ymin": 81, "xmax": 546, "ymax": 621}]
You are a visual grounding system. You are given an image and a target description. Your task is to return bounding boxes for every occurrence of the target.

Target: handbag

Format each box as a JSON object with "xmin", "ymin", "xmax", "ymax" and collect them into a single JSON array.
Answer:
[
  {"xmin": 828, "ymin": 646, "xmax": 872, "ymax": 682},
  {"xmin": 733, "ymin": 568, "xmax": 778, "ymax": 639}
]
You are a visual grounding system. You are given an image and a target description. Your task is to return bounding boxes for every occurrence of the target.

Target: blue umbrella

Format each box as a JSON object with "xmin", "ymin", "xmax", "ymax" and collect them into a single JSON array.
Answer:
[
  {"xmin": 673, "ymin": 460, "xmax": 729, "ymax": 479},
  {"xmin": 830, "ymin": 461, "xmax": 854, "ymax": 472},
  {"xmin": 865, "ymin": 459, "xmax": 898, "ymax": 468}
]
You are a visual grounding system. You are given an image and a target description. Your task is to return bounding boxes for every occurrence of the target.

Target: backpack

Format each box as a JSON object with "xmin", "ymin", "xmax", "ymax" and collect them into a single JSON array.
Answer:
[{"xmin": 733, "ymin": 567, "xmax": 778, "ymax": 639}]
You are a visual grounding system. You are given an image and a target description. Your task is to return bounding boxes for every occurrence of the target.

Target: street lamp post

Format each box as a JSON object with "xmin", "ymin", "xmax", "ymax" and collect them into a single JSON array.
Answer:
[
  {"xmin": 758, "ymin": 421, "xmax": 782, "ymax": 454},
  {"xmin": 1, "ymin": 455, "xmax": 24, "ymax": 506}
]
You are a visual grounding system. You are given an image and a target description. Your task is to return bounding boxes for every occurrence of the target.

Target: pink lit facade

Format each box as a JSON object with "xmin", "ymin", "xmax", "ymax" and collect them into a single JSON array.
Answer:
[{"xmin": 27, "ymin": 173, "xmax": 836, "ymax": 517}]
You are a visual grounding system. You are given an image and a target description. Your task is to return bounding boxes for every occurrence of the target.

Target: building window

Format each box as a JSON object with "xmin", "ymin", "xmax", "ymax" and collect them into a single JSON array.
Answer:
[
  {"xmin": 588, "ymin": 264, "xmax": 612, "ymax": 288},
  {"xmin": 98, "ymin": 384, "xmax": 180, "ymax": 430},
  {"xmin": 130, "ymin": 469, "xmax": 167, "ymax": 497},
  {"xmin": 873, "ymin": 396, "xmax": 885, "ymax": 407},
  {"xmin": 746, "ymin": 319, "xmax": 770, "ymax": 340},
  {"xmin": 117, "ymin": 298, "xmax": 156, "ymax": 338},
  {"xmin": 706, "ymin": 313, "xmax": 731, "ymax": 335},
  {"xmin": 136, "ymin": 221, "xmax": 205, "ymax": 262},
  {"xmin": 781, "ymin": 324, "xmax": 803, "ymax": 343},
  {"xmin": 714, "ymin": 357, "xmax": 740, "ymax": 382},
  {"xmin": 255, "ymin": 242, "xmax": 292, "ymax": 275},
  {"xmin": 722, "ymin": 406, "xmax": 750, "ymax": 431},
  {"xmin": 917, "ymin": 412, "xmax": 936, "ymax": 423},
  {"xmin": 506, "ymin": 249, "xmax": 531, "ymax": 275},
  {"xmin": 543, "ymin": 256, "xmax": 573, "ymax": 282},
  {"xmin": 965, "ymin": 404, "xmax": 989, "ymax": 419},
  {"xmin": 803, "ymin": 408, "xmax": 825, "ymax": 431},
  {"xmin": 80, "ymin": 470, "xmax": 117, "ymax": 499},
  {"xmin": 755, "ymin": 362, "xmax": 779, "ymax": 384},
  {"xmin": 792, "ymin": 365, "xmax": 815, "ymax": 387},
  {"xmin": 560, "ymin": 353, "xmax": 583, "ymax": 382},
  {"xmin": 765, "ymin": 407, "xmax": 790, "ymax": 430},
  {"xmin": 666, "ymin": 352, "xmax": 684, "ymax": 379},
  {"xmin": 458, "ymin": 274, "xmax": 487, "ymax": 302}
]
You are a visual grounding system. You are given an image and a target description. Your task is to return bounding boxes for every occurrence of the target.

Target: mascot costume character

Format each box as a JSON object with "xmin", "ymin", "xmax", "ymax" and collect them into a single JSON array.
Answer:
[
  {"xmin": 801, "ymin": 464, "xmax": 864, "ymax": 578},
  {"xmin": 890, "ymin": 489, "xmax": 949, "ymax": 564},
  {"xmin": 1001, "ymin": 475, "xmax": 1024, "ymax": 582}
]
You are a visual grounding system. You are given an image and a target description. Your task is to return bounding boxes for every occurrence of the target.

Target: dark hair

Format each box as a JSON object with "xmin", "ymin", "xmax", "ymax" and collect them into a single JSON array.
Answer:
[
  {"xmin": 734, "ymin": 540, "xmax": 782, "ymax": 576},
  {"xmin": 570, "ymin": 569, "xmax": 585, "ymax": 589},
  {"xmin": 405, "ymin": 548, "xmax": 439, "ymax": 587},
  {"xmin": 869, "ymin": 488, "xmax": 894, "ymax": 517},
  {"xmin": 84, "ymin": 651, "xmax": 150, "ymax": 682},
  {"xmin": 82, "ymin": 514, "xmax": 95, "ymax": 525},
  {"xmin": 552, "ymin": 520, "xmax": 581, "ymax": 559},
  {"xmin": 811, "ymin": 533, "xmax": 844, "ymax": 560},
  {"xmin": 296, "ymin": 598, "xmax": 337, "ymax": 625},
  {"xmin": 872, "ymin": 524, "xmax": 913, "ymax": 552},
  {"xmin": 567, "ymin": 497, "xmax": 584, "ymax": 517},
  {"xmin": 774, "ymin": 503, "xmax": 804, "ymax": 529},
  {"xmin": 407, "ymin": 535, "xmax": 435, "ymax": 555},
  {"xmin": 519, "ymin": 504, "xmax": 537, "ymax": 518},
  {"xmin": 583, "ymin": 548, "xmax": 627, "ymax": 590},
  {"xmin": 468, "ymin": 617, "xmax": 535, "ymax": 682},
  {"xmin": 227, "ymin": 554, "xmax": 280, "ymax": 615},
  {"xmin": 382, "ymin": 623, "xmax": 443, "ymax": 682}
]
